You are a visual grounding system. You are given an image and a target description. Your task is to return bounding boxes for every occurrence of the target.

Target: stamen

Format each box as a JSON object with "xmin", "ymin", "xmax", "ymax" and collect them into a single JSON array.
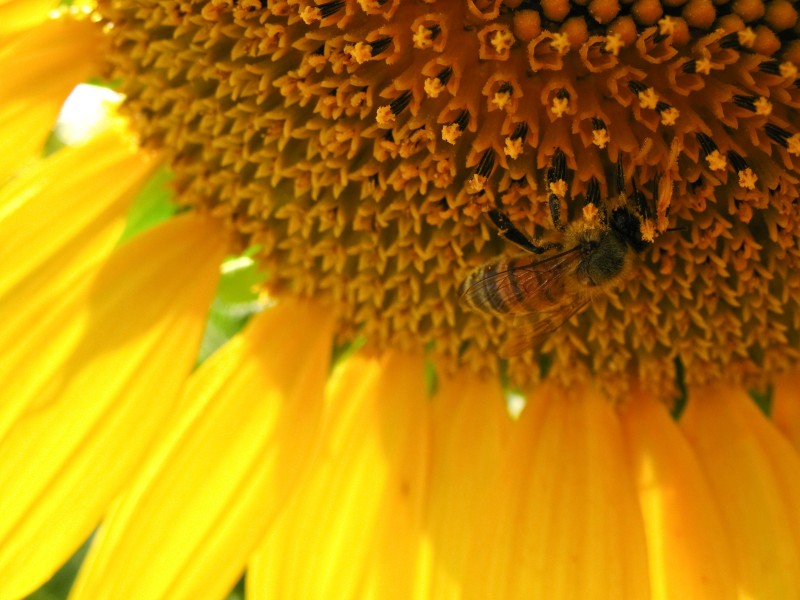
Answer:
[{"xmin": 318, "ymin": 0, "xmax": 345, "ymax": 18}]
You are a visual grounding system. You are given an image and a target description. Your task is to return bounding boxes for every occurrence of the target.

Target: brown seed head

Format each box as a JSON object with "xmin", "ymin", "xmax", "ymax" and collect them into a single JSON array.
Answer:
[{"xmin": 96, "ymin": 0, "xmax": 800, "ymax": 395}]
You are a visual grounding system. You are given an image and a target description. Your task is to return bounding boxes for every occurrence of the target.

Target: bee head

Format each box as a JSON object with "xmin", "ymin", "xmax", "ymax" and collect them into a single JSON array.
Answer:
[{"xmin": 610, "ymin": 207, "xmax": 649, "ymax": 253}]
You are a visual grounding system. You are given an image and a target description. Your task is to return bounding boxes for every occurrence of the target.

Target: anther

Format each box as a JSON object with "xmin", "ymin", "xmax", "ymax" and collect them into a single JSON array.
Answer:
[
  {"xmin": 585, "ymin": 177, "xmax": 601, "ymax": 207},
  {"xmin": 681, "ymin": 59, "xmax": 697, "ymax": 74},
  {"xmin": 733, "ymin": 95, "xmax": 758, "ymax": 112},
  {"xmin": 436, "ymin": 66, "xmax": 453, "ymax": 85},
  {"xmin": 510, "ymin": 122, "xmax": 528, "ymax": 140},
  {"xmin": 627, "ymin": 80, "xmax": 648, "ymax": 95},
  {"xmin": 318, "ymin": 0, "xmax": 345, "ymax": 18},
  {"xmin": 764, "ymin": 123, "xmax": 791, "ymax": 148},
  {"xmin": 369, "ymin": 37, "xmax": 393, "ymax": 57},
  {"xmin": 695, "ymin": 132, "xmax": 717, "ymax": 156},
  {"xmin": 726, "ymin": 150, "xmax": 748, "ymax": 173},
  {"xmin": 720, "ymin": 32, "xmax": 744, "ymax": 50},
  {"xmin": 759, "ymin": 60, "xmax": 781, "ymax": 75},
  {"xmin": 727, "ymin": 151, "xmax": 758, "ymax": 189},
  {"xmin": 389, "ymin": 90, "xmax": 413, "ymax": 115},
  {"xmin": 452, "ymin": 110, "xmax": 470, "ymax": 130},
  {"xmin": 475, "ymin": 149, "xmax": 495, "ymax": 178}
]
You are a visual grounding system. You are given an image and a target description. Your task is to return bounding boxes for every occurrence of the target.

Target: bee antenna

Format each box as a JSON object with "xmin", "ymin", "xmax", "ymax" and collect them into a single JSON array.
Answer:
[{"xmin": 665, "ymin": 226, "xmax": 686, "ymax": 233}]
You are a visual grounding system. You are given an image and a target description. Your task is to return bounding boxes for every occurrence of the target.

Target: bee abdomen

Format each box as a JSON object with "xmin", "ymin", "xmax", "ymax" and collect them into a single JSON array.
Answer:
[
  {"xmin": 461, "ymin": 260, "xmax": 531, "ymax": 315},
  {"xmin": 461, "ymin": 263, "xmax": 505, "ymax": 314}
]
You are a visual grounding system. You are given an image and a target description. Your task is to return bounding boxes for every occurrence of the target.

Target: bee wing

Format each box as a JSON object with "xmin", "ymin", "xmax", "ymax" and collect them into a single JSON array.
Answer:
[
  {"xmin": 500, "ymin": 294, "xmax": 591, "ymax": 357},
  {"xmin": 460, "ymin": 246, "xmax": 581, "ymax": 316}
]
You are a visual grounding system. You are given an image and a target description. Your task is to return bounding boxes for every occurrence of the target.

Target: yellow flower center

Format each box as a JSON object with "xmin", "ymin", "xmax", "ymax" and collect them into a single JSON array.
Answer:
[{"xmin": 96, "ymin": 0, "xmax": 800, "ymax": 394}]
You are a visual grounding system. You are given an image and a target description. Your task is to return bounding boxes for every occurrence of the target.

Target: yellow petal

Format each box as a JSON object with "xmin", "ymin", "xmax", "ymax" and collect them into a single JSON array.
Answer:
[
  {"xmin": 248, "ymin": 351, "xmax": 429, "ymax": 600},
  {"xmin": 464, "ymin": 384, "xmax": 650, "ymax": 600},
  {"xmin": 0, "ymin": 16, "xmax": 103, "ymax": 179},
  {"xmin": 620, "ymin": 391, "xmax": 737, "ymax": 600},
  {"xmin": 70, "ymin": 299, "xmax": 335, "ymax": 600},
  {"xmin": 680, "ymin": 385, "xmax": 800, "ymax": 598},
  {"xmin": 0, "ymin": 131, "xmax": 154, "ymax": 299},
  {"xmin": 0, "ymin": 133, "xmax": 156, "ymax": 440},
  {"xmin": 0, "ymin": 0, "xmax": 57, "ymax": 36},
  {"xmin": 773, "ymin": 373, "xmax": 800, "ymax": 452},
  {"xmin": 421, "ymin": 368, "xmax": 511, "ymax": 600},
  {"xmin": 0, "ymin": 216, "xmax": 225, "ymax": 599}
]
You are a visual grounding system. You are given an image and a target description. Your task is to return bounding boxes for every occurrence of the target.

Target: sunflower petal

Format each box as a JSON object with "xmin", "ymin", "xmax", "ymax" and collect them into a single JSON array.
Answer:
[
  {"xmin": 0, "ymin": 132, "xmax": 156, "ymax": 441},
  {"xmin": 421, "ymin": 368, "xmax": 511, "ymax": 599},
  {"xmin": 464, "ymin": 384, "xmax": 650, "ymax": 600},
  {"xmin": 0, "ymin": 0, "xmax": 57, "ymax": 36},
  {"xmin": 0, "ymin": 216, "xmax": 224, "ymax": 599},
  {"xmin": 70, "ymin": 299, "xmax": 335, "ymax": 600},
  {"xmin": 0, "ymin": 131, "xmax": 154, "ymax": 299},
  {"xmin": 620, "ymin": 392, "xmax": 736, "ymax": 600},
  {"xmin": 0, "ymin": 16, "xmax": 103, "ymax": 179},
  {"xmin": 773, "ymin": 373, "xmax": 800, "ymax": 452},
  {"xmin": 680, "ymin": 385, "xmax": 800, "ymax": 598},
  {"xmin": 248, "ymin": 352, "xmax": 428, "ymax": 600}
]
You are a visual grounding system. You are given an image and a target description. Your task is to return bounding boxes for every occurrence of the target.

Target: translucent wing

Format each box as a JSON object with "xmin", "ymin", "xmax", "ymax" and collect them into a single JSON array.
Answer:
[
  {"xmin": 500, "ymin": 294, "xmax": 592, "ymax": 357},
  {"xmin": 460, "ymin": 246, "xmax": 581, "ymax": 316}
]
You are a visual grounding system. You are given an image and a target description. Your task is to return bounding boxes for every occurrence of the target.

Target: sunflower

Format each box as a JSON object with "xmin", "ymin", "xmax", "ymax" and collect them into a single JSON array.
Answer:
[{"xmin": 3, "ymin": 0, "xmax": 800, "ymax": 598}]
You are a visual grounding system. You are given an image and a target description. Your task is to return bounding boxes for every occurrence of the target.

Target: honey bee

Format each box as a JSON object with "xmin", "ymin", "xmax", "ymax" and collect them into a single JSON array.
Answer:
[{"xmin": 460, "ymin": 150, "xmax": 654, "ymax": 356}]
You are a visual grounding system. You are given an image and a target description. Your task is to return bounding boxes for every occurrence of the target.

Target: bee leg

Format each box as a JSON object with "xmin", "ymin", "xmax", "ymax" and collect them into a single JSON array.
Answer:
[
  {"xmin": 546, "ymin": 148, "xmax": 568, "ymax": 231},
  {"xmin": 548, "ymin": 193, "xmax": 564, "ymax": 231},
  {"xmin": 487, "ymin": 209, "xmax": 559, "ymax": 254}
]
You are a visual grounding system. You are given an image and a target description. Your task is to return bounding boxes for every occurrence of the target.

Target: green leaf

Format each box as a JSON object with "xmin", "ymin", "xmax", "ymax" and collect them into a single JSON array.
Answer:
[
  {"xmin": 197, "ymin": 256, "xmax": 267, "ymax": 364},
  {"xmin": 119, "ymin": 168, "xmax": 178, "ymax": 242}
]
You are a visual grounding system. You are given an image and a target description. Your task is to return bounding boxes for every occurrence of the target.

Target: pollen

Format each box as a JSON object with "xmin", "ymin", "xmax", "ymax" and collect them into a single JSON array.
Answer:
[
  {"xmin": 738, "ymin": 27, "xmax": 757, "ymax": 47},
  {"xmin": 492, "ymin": 91, "xmax": 512, "ymax": 111},
  {"xmin": 582, "ymin": 203, "xmax": 601, "ymax": 226},
  {"xmin": 96, "ymin": 0, "xmax": 800, "ymax": 392},
  {"xmin": 657, "ymin": 16, "xmax": 676, "ymax": 36},
  {"xmin": 491, "ymin": 29, "xmax": 515, "ymax": 54},
  {"xmin": 753, "ymin": 97, "xmax": 773, "ymax": 116},
  {"xmin": 706, "ymin": 150, "xmax": 728, "ymax": 171},
  {"xmin": 695, "ymin": 58, "xmax": 713, "ymax": 75},
  {"xmin": 788, "ymin": 134, "xmax": 800, "ymax": 156},
  {"xmin": 738, "ymin": 168, "xmax": 758, "ymax": 189},
  {"xmin": 375, "ymin": 106, "xmax": 395, "ymax": 127},
  {"xmin": 550, "ymin": 32, "xmax": 571, "ymax": 55},
  {"xmin": 504, "ymin": 137, "xmax": 525, "ymax": 159},
  {"xmin": 352, "ymin": 42, "xmax": 376, "ymax": 64},
  {"xmin": 604, "ymin": 33, "xmax": 625, "ymax": 56},
  {"xmin": 299, "ymin": 7, "xmax": 321, "ymax": 25},
  {"xmin": 441, "ymin": 124, "xmax": 463, "ymax": 145},
  {"xmin": 638, "ymin": 88, "xmax": 659, "ymax": 110},
  {"xmin": 550, "ymin": 179, "xmax": 569, "ymax": 198},
  {"xmin": 412, "ymin": 25, "xmax": 434, "ymax": 50},
  {"xmin": 424, "ymin": 78, "xmax": 445, "ymax": 98},
  {"xmin": 780, "ymin": 61, "xmax": 798, "ymax": 80},
  {"xmin": 659, "ymin": 107, "xmax": 679, "ymax": 126},
  {"xmin": 640, "ymin": 220, "xmax": 656, "ymax": 243},
  {"xmin": 551, "ymin": 97, "xmax": 570, "ymax": 118}
]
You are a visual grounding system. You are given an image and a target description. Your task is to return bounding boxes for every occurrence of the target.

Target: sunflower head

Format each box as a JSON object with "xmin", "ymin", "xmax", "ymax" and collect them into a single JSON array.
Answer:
[{"xmin": 95, "ymin": 0, "xmax": 800, "ymax": 397}]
